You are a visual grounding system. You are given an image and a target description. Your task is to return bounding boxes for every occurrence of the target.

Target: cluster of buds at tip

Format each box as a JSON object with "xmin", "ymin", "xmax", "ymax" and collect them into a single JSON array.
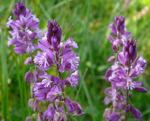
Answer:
[
  {"xmin": 7, "ymin": 2, "xmax": 83, "ymax": 121},
  {"xmin": 104, "ymin": 16, "xmax": 147, "ymax": 121}
]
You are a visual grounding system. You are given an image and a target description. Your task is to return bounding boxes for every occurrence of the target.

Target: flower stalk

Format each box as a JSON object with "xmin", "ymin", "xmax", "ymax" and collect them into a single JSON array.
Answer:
[
  {"xmin": 7, "ymin": 2, "xmax": 83, "ymax": 121},
  {"xmin": 104, "ymin": 16, "xmax": 147, "ymax": 121}
]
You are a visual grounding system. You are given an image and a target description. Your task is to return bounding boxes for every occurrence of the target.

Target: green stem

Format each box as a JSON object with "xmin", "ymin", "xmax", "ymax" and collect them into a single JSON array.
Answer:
[
  {"xmin": 55, "ymin": 52, "xmax": 62, "ymax": 80},
  {"xmin": 1, "ymin": 32, "xmax": 9, "ymax": 121},
  {"xmin": 125, "ymin": 89, "xmax": 129, "ymax": 121}
]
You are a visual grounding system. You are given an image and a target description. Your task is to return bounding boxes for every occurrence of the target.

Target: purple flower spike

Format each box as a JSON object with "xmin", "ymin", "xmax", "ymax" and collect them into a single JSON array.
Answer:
[
  {"xmin": 104, "ymin": 16, "xmax": 147, "ymax": 121},
  {"xmin": 8, "ymin": 2, "xmax": 83, "ymax": 120},
  {"xmin": 7, "ymin": 2, "xmax": 42, "ymax": 54}
]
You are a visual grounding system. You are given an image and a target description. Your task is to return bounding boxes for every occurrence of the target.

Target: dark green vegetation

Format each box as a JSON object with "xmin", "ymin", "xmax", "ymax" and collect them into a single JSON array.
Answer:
[{"xmin": 0, "ymin": 0, "xmax": 150, "ymax": 121}]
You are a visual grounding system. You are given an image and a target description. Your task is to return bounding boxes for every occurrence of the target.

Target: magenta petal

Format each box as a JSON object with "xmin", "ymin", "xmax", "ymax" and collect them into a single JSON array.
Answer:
[
  {"xmin": 135, "ymin": 87, "xmax": 148, "ymax": 93},
  {"xmin": 108, "ymin": 35, "xmax": 115, "ymax": 43},
  {"xmin": 108, "ymin": 112, "xmax": 120, "ymax": 121},
  {"xmin": 109, "ymin": 24, "xmax": 117, "ymax": 35},
  {"xmin": 43, "ymin": 104, "xmax": 55, "ymax": 120},
  {"xmin": 25, "ymin": 71, "xmax": 34, "ymax": 83},
  {"xmin": 13, "ymin": 2, "xmax": 27, "ymax": 19},
  {"xmin": 107, "ymin": 56, "xmax": 115, "ymax": 62},
  {"xmin": 65, "ymin": 71, "xmax": 79, "ymax": 87},
  {"xmin": 14, "ymin": 45, "xmax": 27, "ymax": 54},
  {"xmin": 38, "ymin": 39, "xmax": 50, "ymax": 51},
  {"xmin": 130, "ymin": 107, "xmax": 142, "ymax": 120},
  {"xmin": 64, "ymin": 98, "xmax": 83, "ymax": 116},
  {"xmin": 24, "ymin": 57, "xmax": 32, "ymax": 64}
]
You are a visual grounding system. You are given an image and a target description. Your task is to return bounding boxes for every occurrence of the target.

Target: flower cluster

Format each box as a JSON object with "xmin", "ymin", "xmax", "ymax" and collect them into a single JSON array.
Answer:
[
  {"xmin": 7, "ymin": 2, "xmax": 83, "ymax": 121},
  {"xmin": 30, "ymin": 20, "xmax": 83, "ymax": 120},
  {"xmin": 104, "ymin": 16, "xmax": 147, "ymax": 121},
  {"xmin": 7, "ymin": 2, "xmax": 42, "ymax": 54}
]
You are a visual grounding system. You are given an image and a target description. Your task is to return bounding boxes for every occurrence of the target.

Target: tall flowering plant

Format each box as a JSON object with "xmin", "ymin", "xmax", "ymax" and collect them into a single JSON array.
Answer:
[
  {"xmin": 7, "ymin": 2, "xmax": 83, "ymax": 121},
  {"xmin": 103, "ymin": 16, "xmax": 147, "ymax": 121}
]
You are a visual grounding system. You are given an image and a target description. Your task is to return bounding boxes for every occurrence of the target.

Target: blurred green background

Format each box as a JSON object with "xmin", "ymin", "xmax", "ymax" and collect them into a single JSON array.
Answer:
[{"xmin": 0, "ymin": 0, "xmax": 150, "ymax": 121}]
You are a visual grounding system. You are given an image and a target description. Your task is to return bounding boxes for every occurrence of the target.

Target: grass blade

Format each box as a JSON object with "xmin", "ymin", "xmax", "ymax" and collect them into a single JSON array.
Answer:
[{"xmin": 0, "ymin": 30, "xmax": 9, "ymax": 121}]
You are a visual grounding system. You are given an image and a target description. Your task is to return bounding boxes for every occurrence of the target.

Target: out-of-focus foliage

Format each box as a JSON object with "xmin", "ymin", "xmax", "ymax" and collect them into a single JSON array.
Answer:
[{"xmin": 0, "ymin": 0, "xmax": 150, "ymax": 121}]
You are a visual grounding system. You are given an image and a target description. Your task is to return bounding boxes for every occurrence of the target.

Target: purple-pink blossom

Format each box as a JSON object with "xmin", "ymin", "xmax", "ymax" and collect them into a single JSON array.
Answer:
[
  {"xmin": 7, "ymin": 2, "xmax": 83, "ymax": 121},
  {"xmin": 104, "ymin": 16, "xmax": 147, "ymax": 121},
  {"xmin": 7, "ymin": 2, "xmax": 42, "ymax": 54}
]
